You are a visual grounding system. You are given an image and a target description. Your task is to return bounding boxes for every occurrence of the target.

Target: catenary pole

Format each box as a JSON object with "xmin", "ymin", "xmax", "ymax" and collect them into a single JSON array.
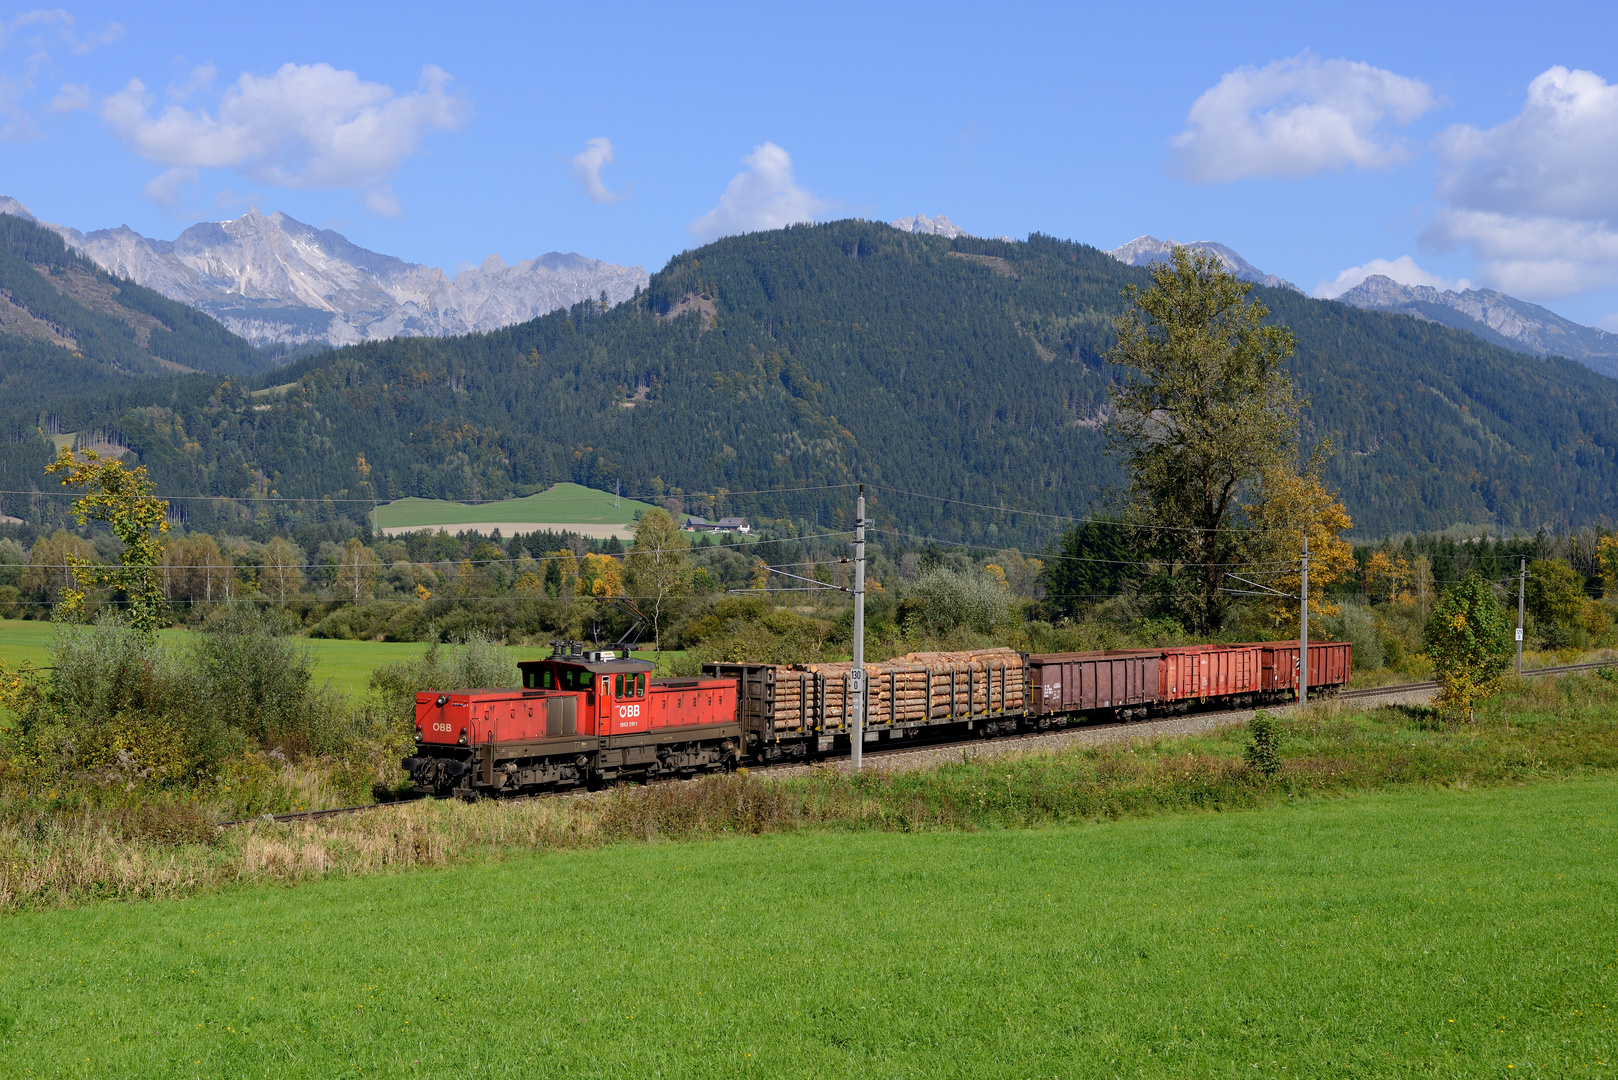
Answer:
[
  {"xmin": 1516, "ymin": 556, "xmax": 1527, "ymax": 675},
  {"xmin": 851, "ymin": 485, "xmax": 866, "ymax": 770},
  {"xmin": 1299, "ymin": 534, "xmax": 1309, "ymax": 706}
]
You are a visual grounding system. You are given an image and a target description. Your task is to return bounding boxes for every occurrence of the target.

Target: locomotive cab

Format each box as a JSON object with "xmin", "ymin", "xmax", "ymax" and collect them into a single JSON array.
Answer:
[{"xmin": 403, "ymin": 642, "xmax": 745, "ymax": 796}]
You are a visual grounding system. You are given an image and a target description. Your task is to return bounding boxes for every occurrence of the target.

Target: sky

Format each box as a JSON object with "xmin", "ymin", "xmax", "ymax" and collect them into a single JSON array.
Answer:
[{"xmin": 4, "ymin": 0, "xmax": 1618, "ymax": 328}]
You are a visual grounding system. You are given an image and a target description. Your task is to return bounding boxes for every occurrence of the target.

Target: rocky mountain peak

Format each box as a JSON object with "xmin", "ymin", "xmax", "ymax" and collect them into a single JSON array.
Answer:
[
  {"xmin": 1106, "ymin": 235, "xmax": 1301, "ymax": 293},
  {"xmin": 891, "ymin": 213, "xmax": 970, "ymax": 239},
  {"xmin": 1334, "ymin": 273, "xmax": 1618, "ymax": 378},
  {"xmin": 0, "ymin": 195, "xmax": 648, "ymax": 349}
]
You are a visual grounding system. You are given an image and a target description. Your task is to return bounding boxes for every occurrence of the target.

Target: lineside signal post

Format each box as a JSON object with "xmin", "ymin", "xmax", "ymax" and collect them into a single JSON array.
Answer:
[
  {"xmin": 851, "ymin": 485, "xmax": 867, "ymax": 770},
  {"xmin": 1300, "ymin": 534, "xmax": 1309, "ymax": 706},
  {"xmin": 1516, "ymin": 557, "xmax": 1526, "ymax": 675}
]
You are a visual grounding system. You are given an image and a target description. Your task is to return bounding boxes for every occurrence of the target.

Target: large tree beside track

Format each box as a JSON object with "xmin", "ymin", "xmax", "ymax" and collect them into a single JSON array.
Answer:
[{"xmin": 1106, "ymin": 247, "xmax": 1345, "ymax": 634}]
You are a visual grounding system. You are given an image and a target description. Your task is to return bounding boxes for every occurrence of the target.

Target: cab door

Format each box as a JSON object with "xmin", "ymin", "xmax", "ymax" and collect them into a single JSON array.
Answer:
[{"xmin": 611, "ymin": 672, "xmax": 649, "ymax": 734}]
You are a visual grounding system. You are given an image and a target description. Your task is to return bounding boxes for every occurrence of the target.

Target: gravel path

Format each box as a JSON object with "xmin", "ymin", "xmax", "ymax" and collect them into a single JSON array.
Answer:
[{"xmin": 756, "ymin": 684, "xmax": 1438, "ymax": 779}]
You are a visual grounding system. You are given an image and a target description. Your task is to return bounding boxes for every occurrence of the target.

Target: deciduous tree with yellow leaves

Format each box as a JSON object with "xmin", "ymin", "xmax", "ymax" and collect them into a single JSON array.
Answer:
[
  {"xmin": 1423, "ymin": 573, "xmax": 1514, "ymax": 722},
  {"xmin": 1241, "ymin": 462, "xmax": 1356, "ymax": 629},
  {"xmin": 43, "ymin": 447, "xmax": 169, "ymax": 634}
]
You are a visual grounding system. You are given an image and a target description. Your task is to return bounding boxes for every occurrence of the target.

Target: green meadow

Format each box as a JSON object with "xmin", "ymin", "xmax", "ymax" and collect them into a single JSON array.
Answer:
[
  {"xmin": 0, "ymin": 618, "xmax": 685, "ymax": 696},
  {"xmin": 373, "ymin": 482, "xmax": 659, "ymax": 532},
  {"xmin": 0, "ymin": 779, "xmax": 1612, "ymax": 1078}
]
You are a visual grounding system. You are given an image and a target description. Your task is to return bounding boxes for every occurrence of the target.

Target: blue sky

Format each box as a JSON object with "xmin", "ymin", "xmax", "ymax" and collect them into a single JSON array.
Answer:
[{"xmin": 4, "ymin": 0, "xmax": 1618, "ymax": 327}]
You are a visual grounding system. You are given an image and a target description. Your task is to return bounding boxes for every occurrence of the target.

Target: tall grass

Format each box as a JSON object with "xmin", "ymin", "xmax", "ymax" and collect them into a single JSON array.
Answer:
[{"xmin": 2, "ymin": 671, "xmax": 1613, "ymax": 911}]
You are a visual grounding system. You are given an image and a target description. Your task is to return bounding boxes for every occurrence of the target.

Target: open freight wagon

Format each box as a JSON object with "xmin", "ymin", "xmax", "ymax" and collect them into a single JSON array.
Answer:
[
  {"xmin": 705, "ymin": 647, "xmax": 1029, "ymax": 760},
  {"xmin": 1240, "ymin": 640, "xmax": 1353, "ymax": 697}
]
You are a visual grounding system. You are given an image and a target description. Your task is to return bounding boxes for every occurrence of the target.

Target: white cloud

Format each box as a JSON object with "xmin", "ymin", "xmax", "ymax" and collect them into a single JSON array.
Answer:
[
  {"xmin": 1313, "ymin": 255, "xmax": 1471, "ymax": 298},
  {"xmin": 1, "ymin": 10, "xmax": 123, "ymax": 55},
  {"xmin": 1423, "ymin": 66, "xmax": 1618, "ymax": 298},
  {"xmin": 689, "ymin": 142, "xmax": 827, "ymax": 241},
  {"xmin": 0, "ymin": 10, "xmax": 121, "ymax": 138},
  {"xmin": 167, "ymin": 62, "xmax": 215, "ymax": 102},
  {"xmin": 101, "ymin": 62, "xmax": 472, "ymax": 213},
  {"xmin": 142, "ymin": 166, "xmax": 196, "ymax": 207},
  {"xmin": 571, "ymin": 136, "xmax": 625, "ymax": 203},
  {"xmin": 0, "ymin": 73, "xmax": 35, "ymax": 140},
  {"xmin": 1171, "ymin": 53, "xmax": 1438, "ymax": 182},
  {"xmin": 49, "ymin": 81, "xmax": 89, "ymax": 111}
]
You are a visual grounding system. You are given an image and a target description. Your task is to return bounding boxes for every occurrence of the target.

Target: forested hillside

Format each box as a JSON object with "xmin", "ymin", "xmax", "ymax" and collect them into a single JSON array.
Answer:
[
  {"xmin": 0, "ymin": 213, "xmax": 267, "ymax": 403},
  {"xmin": 2, "ymin": 219, "xmax": 1616, "ymax": 541}
]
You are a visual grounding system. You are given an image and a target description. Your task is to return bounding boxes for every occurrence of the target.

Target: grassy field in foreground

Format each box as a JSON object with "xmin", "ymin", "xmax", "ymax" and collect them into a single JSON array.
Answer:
[
  {"xmin": 0, "ymin": 779, "xmax": 1612, "ymax": 1078},
  {"xmin": 373, "ymin": 482, "xmax": 659, "ymax": 530}
]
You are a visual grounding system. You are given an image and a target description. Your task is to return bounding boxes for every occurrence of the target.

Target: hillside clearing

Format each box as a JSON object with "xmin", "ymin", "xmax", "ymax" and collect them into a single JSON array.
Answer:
[{"xmin": 373, "ymin": 482, "xmax": 657, "ymax": 538}]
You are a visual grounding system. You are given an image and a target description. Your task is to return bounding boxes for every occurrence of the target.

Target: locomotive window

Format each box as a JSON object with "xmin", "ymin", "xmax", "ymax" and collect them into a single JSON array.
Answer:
[
  {"xmin": 541, "ymin": 669, "xmax": 553, "ymax": 689},
  {"xmin": 635, "ymin": 673, "xmax": 645, "ymax": 697},
  {"xmin": 614, "ymin": 673, "xmax": 624, "ymax": 697}
]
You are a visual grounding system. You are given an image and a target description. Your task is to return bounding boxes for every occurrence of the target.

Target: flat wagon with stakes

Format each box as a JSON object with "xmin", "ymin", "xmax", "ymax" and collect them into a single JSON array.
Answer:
[{"xmin": 402, "ymin": 640, "xmax": 1352, "ymax": 795}]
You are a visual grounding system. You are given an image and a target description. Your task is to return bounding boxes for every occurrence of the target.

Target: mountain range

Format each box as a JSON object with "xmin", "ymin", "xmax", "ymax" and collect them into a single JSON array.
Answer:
[
  {"xmin": 1106, "ymin": 233, "xmax": 1618, "ymax": 379},
  {"xmin": 3, "ymin": 220, "xmax": 1615, "ymax": 542},
  {"xmin": 0, "ymin": 197, "xmax": 648, "ymax": 350},
  {"xmin": 0, "ymin": 211, "xmax": 265, "ymax": 411},
  {"xmin": 1106, "ymin": 235, "xmax": 1302, "ymax": 292},
  {"xmin": 891, "ymin": 214, "xmax": 970, "ymax": 238},
  {"xmin": 1335, "ymin": 274, "xmax": 1618, "ymax": 380}
]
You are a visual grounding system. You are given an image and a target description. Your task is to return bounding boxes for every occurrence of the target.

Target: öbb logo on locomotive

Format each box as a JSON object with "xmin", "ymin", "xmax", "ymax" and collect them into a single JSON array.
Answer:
[{"xmin": 399, "ymin": 639, "xmax": 1351, "ymax": 797}]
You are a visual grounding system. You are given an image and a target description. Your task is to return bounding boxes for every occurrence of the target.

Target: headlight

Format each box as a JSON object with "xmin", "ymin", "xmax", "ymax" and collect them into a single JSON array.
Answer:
[
  {"xmin": 414, "ymin": 725, "xmax": 423, "ymax": 742},
  {"xmin": 457, "ymin": 727, "xmax": 468, "ymax": 746}
]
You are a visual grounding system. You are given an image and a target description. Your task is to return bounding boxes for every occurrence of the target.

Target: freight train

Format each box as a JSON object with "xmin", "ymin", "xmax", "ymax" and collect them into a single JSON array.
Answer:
[{"xmin": 401, "ymin": 639, "xmax": 1351, "ymax": 797}]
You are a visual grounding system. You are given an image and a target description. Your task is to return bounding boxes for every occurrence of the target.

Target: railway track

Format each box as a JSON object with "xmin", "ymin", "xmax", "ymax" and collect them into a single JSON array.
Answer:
[
  {"xmin": 220, "ymin": 659, "xmax": 1613, "ymax": 829},
  {"xmin": 1338, "ymin": 659, "xmax": 1613, "ymax": 702}
]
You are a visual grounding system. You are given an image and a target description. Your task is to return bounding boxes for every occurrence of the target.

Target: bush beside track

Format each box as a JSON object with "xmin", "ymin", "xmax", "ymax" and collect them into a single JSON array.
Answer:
[{"xmin": 3, "ymin": 669, "xmax": 1616, "ymax": 910}]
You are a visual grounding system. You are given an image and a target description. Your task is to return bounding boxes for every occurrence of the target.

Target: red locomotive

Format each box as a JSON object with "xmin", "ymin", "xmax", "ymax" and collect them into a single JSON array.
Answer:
[
  {"xmin": 402, "ymin": 639, "xmax": 1351, "ymax": 796},
  {"xmin": 403, "ymin": 641, "xmax": 742, "ymax": 795}
]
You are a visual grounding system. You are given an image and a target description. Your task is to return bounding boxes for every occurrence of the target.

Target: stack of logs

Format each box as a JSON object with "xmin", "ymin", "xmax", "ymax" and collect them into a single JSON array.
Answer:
[{"xmin": 764, "ymin": 647, "xmax": 1026, "ymax": 731}]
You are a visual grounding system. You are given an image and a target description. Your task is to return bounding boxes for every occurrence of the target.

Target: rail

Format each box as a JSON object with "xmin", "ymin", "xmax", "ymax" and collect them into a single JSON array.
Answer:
[{"xmin": 219, "ymin": 659, "xmax": 1614, "ymax": 829}]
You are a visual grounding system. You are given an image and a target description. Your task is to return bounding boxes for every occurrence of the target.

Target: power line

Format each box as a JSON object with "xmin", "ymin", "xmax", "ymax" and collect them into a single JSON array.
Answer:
[
  {"xmin": 867, "ymin": 484, "xmax": 1291, "ymax": 535},
  {"xmin": 0, "ymin": 481, "xmax": 860, "ymax": 505},
  {"xmin": 879, "ymin": 528, "xmax": 1298, "ymax": 570}
]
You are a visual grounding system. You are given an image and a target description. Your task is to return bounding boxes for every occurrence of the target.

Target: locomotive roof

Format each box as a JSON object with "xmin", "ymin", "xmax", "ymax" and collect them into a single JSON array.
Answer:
[{"xmin": 518, "ymin": 655, "xmax": 655, "ymax": 675}]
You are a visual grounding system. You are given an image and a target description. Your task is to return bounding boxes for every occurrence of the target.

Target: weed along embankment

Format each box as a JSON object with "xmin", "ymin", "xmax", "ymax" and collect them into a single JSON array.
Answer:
[
  {"xmin": 1, "ymin": 777, "xmax": 1613, "ymax": 1076},
  {"xmin": 3, "ymin": 670, "xmax": 1618, "ymax": 910}
]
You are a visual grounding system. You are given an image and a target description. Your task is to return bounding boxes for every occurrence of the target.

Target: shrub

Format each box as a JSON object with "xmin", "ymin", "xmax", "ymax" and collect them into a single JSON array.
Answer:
[
  {"xmin": 0, "ymin": 610, "xmax": 372, "ymax": 793},
  {"xmin": 1337, "ymin": 603, "xmax": 1386, "ymax": 671},
  {"xmin": 1424, "ymin": 574, "xmax": 1514, "ymax": 722},
  {"xmin": 677, "ymin": 596, "xmax": 835, "ymax": 664},
  {"xmin": 900, "ymin": 567, "xmax": 1010, "ymax": 635},
  {"xmin": 368, "ymin": 634, "xmax": 521, "ymax": 730},
  {"xmin": 1244, "ymin": 711, "xmax": 1282, "ymax": 777}
]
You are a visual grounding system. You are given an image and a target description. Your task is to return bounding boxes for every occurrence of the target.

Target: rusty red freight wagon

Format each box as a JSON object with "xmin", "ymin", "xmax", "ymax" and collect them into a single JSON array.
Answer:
[
  {"xmin": 1239, "ymin": 640, "xmax": 1353, "ymax": 697},
  {"xmin": 1157, "ymin": 644, "xmax": 1264, "ymax": 706},
  {"xmin": 1026, "ymin": 650, "xmax": 1159, "ymax": 721},
  {"xmin": 401, "ymin": 639, "xmax": 1355, "ymax": 797}
]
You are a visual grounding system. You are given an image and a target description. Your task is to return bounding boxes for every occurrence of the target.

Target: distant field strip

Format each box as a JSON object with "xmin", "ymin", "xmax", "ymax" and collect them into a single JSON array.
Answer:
[
  {"xmin": 373, "ymin": 482, "xmax": 656, "ymax": 538},
  {"xmin": 0, "ymin": 621, "xmax": 569, "ymax": 698}
]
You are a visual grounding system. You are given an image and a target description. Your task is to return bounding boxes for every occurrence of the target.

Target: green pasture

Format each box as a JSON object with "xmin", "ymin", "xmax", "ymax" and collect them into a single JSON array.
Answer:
[
  {"xmin": 0, "ymin": 619, "xmax": 685, "ymax": 694},
  {"xmin": 373, "ymin": 482, "xmax": 659, "ymax": 531},
  {"xmin": 2, "ymin": 779, "xmax": 1613, "ymax": 1077}
]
